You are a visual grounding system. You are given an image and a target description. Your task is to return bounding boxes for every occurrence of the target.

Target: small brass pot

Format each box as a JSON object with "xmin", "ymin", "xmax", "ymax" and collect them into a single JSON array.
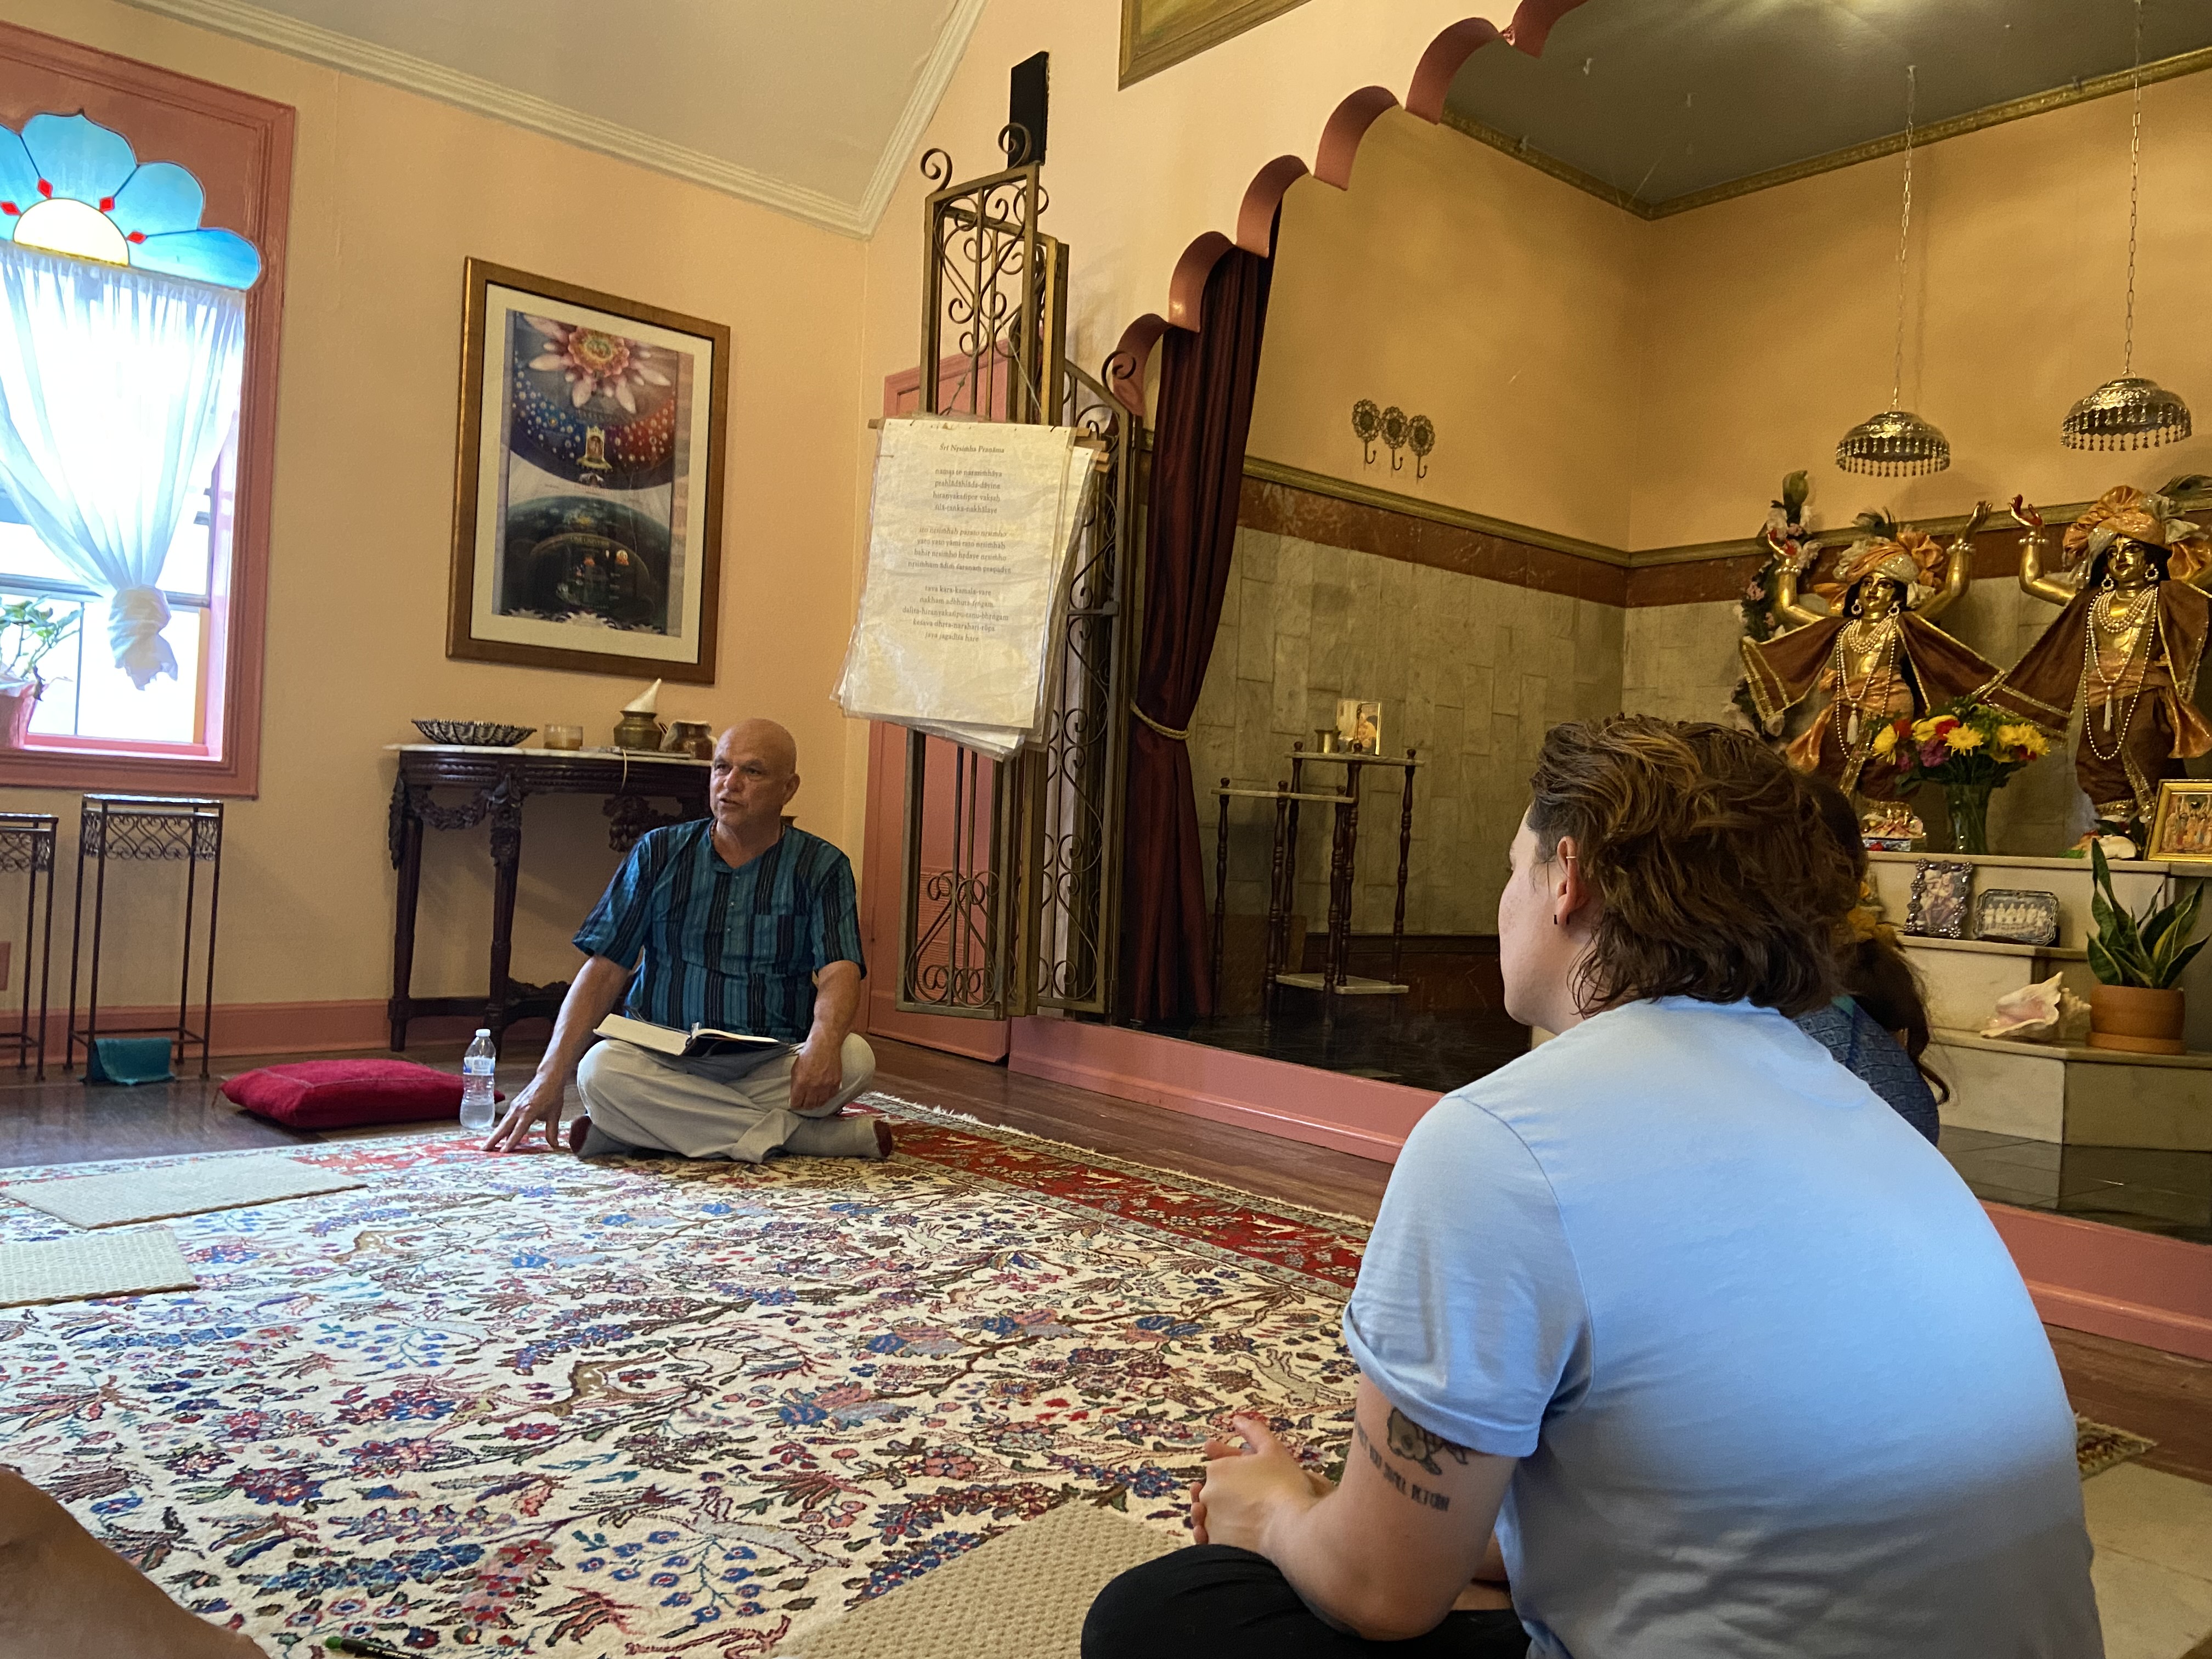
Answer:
[
  {"xmin": 613, "ymin": 712, "xmax": 664, "ymax": 751},
  {"xmin": 663, "ymin": 720, "xmax": 714, "ymax": 760}
]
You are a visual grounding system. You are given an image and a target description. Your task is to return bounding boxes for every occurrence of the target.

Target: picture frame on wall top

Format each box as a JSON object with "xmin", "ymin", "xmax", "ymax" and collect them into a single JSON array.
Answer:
[
  {"xmin": 447, "ymin": 258, "xmax": 729, "ymax": 683},
  {"xmin": 1120, "ymin": 0, "xmax": 1313, "ymax": 87}
]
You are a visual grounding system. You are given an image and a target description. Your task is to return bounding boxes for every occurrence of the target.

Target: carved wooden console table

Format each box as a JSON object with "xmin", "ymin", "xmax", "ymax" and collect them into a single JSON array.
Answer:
[{"xmin": 386, "ymin": 745, "xmax": 709, "ymax": 1050}]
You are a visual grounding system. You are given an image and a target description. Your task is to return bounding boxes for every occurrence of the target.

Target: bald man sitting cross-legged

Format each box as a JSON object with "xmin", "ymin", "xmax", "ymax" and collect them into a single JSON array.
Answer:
[{"xmin": 484, "ymin": 719, "xmax": 887, "ymax": 1164}]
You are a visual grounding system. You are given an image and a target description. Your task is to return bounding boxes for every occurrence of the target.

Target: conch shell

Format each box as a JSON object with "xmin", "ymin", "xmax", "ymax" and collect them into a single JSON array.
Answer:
[{"xmin": 1980, "ymin": 973, "xmax": 2089, "ymax": 1045}]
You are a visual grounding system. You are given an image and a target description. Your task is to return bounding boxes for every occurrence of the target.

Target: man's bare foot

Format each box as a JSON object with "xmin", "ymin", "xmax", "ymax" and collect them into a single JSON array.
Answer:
[{"xmin": 874, "ymin": 1120, "xmax": 895, "ymax": 1159}]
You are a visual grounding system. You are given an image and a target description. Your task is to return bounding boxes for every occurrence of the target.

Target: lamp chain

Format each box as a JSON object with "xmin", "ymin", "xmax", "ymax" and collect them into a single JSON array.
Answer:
[
  {"xmin": 1891, "ymin": 65, "xmax": 1915, "ymax": 412},
  {"xmin": 2123, "ymin": 0, "xmax": 2144, "ymax": 375}
]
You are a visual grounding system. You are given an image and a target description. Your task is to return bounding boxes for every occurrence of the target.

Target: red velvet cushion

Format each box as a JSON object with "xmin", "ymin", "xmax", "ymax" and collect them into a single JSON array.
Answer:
[{"xmin": 220, "ymin": 1059, "xmax": 499, "ymax": 1130}]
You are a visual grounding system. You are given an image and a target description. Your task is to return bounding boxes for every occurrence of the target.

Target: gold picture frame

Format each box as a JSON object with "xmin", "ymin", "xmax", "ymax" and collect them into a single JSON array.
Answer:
[
  {"xmin": 448, "ymin": 258, "xmax": 729, "ymax": 682},
  {"xmin": 2147, "ymin": 780, "xmax": 2212, "ymax": 864},
  {"xmin": 1121, "ymin": 0, "xmax": 1313, "ymax": 87}
]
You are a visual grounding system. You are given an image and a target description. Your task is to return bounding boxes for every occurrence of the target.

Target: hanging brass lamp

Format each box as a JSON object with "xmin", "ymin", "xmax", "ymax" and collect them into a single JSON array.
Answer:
[
  {"xmin": 2063, "ymin": 0, "xmax": 2192, "ymax": 451},
  {"xmin": 1837, "ymin": 66, "xmax": 1949, "ymax": 477}
]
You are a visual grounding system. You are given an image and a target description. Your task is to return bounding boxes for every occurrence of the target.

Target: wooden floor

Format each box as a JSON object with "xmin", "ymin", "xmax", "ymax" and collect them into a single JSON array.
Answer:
[{"xmin": 1, "ymin": 1031, "xmax": 2206, "ymax": 1488}]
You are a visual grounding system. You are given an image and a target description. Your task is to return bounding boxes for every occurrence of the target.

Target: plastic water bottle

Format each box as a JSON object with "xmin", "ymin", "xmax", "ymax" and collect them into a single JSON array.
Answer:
[{"xmin": 460, "ymin": 1029, "xmax": 498, "ymax": 1131}]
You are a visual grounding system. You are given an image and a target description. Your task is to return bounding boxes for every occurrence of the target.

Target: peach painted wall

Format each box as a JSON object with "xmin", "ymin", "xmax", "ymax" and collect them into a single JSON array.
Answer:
[
  {"xmin": 845, "ymin": 2, "xmax": 1530, "ymax": 848},
  {"xmin": 1631, "ymin": 67, "xmax": 2212, "ymax": 550},
  {"xmin": 0, "ymin": 0, "xmax": 867, "ymax": 1010},
  {"xmin": 1245, "ymin": 108, "xmax": 1643, "ymax": 549},
  {"xmin": 856, "ymin": 1, "xmax": 1520, "ymax": 382}
]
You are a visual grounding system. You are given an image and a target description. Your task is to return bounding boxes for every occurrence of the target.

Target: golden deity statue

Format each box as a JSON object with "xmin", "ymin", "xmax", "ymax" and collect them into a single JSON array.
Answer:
[
  {"xmin": 1740, "ymin": 506, "xmax": 1999, "ymax": 797},
  {"xmin": 1988, "ymin": 487, "xmax": 2212, "ymax": 832}
]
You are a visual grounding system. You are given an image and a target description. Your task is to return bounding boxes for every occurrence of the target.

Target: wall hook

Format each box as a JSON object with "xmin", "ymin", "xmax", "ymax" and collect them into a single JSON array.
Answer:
[
  {"xmin": 1351, "ymin": 399, "xmax": 1380, "ymax": 465},
  {"xmin": 1381, "ymin": 405, "xmax": 1409, "ymax": 471}
]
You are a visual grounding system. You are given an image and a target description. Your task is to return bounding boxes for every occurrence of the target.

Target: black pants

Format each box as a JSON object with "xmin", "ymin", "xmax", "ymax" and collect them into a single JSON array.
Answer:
[{"xmin": 1082, "ymin": 1545, "xmax": 1531, "ymax": 1657}]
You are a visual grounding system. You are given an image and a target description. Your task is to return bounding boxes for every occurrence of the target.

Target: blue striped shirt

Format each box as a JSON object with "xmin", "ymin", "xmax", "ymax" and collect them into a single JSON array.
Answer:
[{"xmin": 573, "ymin": 822, "xmax": 865, "ymax": 1043}]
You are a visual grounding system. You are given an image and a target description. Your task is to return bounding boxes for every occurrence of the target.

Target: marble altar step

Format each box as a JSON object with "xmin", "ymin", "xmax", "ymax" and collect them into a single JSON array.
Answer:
[{"xmin": 1928, "ymin": 1027, "xmax": 2212, "ymax": 1151}]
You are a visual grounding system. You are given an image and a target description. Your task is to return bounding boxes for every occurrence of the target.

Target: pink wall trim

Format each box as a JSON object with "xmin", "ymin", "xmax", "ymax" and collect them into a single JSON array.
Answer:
[
  {"xmin": 1983, "ymin": 1204, "xmax": 2212, "ymax": 1363},
  {"xmin": 1008, "ymin": 1016, "xmax": 1438, "ymax": 1161},
  {"xmin": 1008, "ymin": 1017, "xmax": 2212, "ymax": 1362}
]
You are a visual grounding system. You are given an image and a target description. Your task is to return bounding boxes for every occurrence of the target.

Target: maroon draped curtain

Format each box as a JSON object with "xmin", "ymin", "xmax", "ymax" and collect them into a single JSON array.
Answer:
[{"xmin": 1121, "ymin": 247, "xmax": 1274, "ymax": 1023}]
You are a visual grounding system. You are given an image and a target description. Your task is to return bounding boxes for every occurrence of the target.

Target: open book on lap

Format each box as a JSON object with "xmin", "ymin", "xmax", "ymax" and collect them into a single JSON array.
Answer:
[{"xmin": 594, "ymin": 1013, "xmax": 788, "ymax": 1060}]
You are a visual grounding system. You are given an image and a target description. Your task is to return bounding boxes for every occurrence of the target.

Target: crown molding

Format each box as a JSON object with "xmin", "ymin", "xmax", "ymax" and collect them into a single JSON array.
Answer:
[
  {"xmin": 117, "ymin": 0, "xmax": 887, "ymax": 238},
  {"xmin": 858, "ymin": 0, "xmax": 988, "ymax": 236}
]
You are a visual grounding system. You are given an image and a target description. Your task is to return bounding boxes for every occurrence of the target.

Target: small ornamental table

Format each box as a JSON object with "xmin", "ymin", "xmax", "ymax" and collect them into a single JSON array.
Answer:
[
  {"xmin": 386, "ymin": 745, "xmax": 709, "ymax": 1051},
  {"xmin": 1283, "ymin": 746, "xmax": 1424, "ymax": 1008},
  {"xmin": 1210, "ymin": 782, "xmax": 1353, "ymax": 1024}
]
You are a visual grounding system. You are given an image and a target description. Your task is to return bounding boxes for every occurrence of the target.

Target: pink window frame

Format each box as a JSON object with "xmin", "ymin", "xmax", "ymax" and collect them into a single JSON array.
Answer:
[{"xmin": 0, "ymin": 21, "xmax": 291, "ymax": 797}]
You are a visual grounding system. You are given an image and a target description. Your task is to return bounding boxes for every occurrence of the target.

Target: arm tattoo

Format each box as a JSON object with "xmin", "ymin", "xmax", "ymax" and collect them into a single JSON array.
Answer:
[
  {"xmin": 1352, "ymin": 1415, "xmax": 1463, "ymax": 1512},
  {"xmin": 1385, "ymin": 1408, "xmax": 1471, "ymax": 1477}
]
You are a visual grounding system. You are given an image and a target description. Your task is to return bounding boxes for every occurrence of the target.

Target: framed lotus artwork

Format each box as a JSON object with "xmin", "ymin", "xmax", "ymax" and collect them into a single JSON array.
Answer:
[{"xmin": 447, "ymin": 259, "xmax": 729, "ymax": 681}]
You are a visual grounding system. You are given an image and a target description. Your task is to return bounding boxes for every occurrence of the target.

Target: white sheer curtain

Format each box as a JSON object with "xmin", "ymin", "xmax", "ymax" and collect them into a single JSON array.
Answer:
[{"xmin": 0, "ymin": 241, "xmax": 244, "ymax": 688}]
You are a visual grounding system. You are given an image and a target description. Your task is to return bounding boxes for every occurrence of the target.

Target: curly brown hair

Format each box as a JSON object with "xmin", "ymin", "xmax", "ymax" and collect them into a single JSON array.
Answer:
[{"xmin": 1527, "ymin": 716, "xmax": 1859, "ymax": 1018}]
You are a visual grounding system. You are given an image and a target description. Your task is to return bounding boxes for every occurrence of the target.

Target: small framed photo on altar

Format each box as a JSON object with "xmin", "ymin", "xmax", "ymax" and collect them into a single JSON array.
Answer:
[
  {"xmin": 448, "ymin": 259, "xmax": 729, "ymax": 682},
  {"xmin": 2148, "ymin": 780, "xmax": 2212, "ymax": 864},
  {"xmin": 1904, "ymin": 860, "xmax": 1974, "ymax": 939},
  {"xmin": 1336, "ymin": 699, "xmax": 1383, "ymax": 755}
]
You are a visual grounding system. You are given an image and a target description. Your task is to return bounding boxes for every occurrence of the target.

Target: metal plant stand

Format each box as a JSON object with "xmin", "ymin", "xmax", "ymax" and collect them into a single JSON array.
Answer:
[
  {"xmin": 0, "ymin": 812, "xmax": 57, "ymax": 1079},
  {"xmin": 68, "ymin": 795, "xmax": 224, "ymax": 1080}
]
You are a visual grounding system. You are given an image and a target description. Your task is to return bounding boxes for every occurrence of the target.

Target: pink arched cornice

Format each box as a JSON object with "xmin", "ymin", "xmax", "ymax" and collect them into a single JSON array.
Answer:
[{"xmin": 1108, "ymin": 0, "xmax": 1590, "ymax": 413}]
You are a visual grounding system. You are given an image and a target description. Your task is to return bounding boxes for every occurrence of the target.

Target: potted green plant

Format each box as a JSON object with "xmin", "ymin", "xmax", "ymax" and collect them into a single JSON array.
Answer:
[
  {"xmin": 0, "ymin": 598, "xmax": 76, "ymax": 751},
  {"xmin": 2085, "ymin": 840, "xmax": 2207, "ymax": 1054}
]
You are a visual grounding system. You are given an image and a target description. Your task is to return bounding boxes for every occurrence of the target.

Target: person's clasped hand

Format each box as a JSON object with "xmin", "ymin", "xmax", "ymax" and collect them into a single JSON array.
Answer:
[{"xmin": 1188, "ymin": 1414, "xmax": 1333, "ymax": 1551}]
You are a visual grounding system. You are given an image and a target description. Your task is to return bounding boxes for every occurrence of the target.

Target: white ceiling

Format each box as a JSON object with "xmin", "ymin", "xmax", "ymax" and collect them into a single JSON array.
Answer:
[{"xmin": 121, "ymin": 0, "xmax": 986, "ymax": 236}]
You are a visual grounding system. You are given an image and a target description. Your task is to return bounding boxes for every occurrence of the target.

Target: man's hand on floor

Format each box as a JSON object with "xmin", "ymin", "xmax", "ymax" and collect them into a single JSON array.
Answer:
[
  {"xmin": 787, "ymin": 1038, "xmax": 843, "ymax": 1116},
  {"xmin": 484, "ymin": 1073, "xmax": 563, "ymax": 1153}
]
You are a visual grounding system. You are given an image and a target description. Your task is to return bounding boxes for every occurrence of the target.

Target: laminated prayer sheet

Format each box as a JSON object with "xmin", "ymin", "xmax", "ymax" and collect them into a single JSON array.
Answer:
[{"xmin": 837, "ymin": 419, "xmax": 1095, "ymax": 759}]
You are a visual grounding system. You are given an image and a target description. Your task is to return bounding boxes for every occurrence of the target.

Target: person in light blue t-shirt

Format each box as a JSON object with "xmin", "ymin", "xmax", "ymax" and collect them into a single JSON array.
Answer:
[{"xmin": 1087, "ymin": 717, "xmax": 2098, "ymax": 1659}]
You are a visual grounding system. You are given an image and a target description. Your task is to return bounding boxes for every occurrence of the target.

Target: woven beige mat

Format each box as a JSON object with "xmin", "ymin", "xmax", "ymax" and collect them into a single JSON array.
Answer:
[
  {"xmin": 775, "ymin": 1502, "xmax": 1178, "ymax": 1659},
  {"xmin": 1, "ymin": 1156, "xmax": 363, "ymax": 1229},
  {"xmin": 0, "ymin": 1226, "xmax": 196, "ymax": 1307}
]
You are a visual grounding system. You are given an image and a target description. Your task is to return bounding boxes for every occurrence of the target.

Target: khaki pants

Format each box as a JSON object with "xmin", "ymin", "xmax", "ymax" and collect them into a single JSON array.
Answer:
[{"xmin": 576, "ymin": 1034, "xmax": 879, "ymax": 1163}]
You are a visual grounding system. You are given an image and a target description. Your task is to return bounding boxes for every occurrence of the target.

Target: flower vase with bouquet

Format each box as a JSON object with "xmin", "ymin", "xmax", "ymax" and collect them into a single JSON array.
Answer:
[{"xmin": 1870, "ymin": 698, "xmax": 2050, "ymax": 856}]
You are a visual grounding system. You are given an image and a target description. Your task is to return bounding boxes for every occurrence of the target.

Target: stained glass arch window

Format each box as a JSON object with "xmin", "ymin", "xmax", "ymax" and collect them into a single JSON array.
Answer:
[{"xmin": 0, "ymin": 111, "xmax": 261, "ymax": 289}]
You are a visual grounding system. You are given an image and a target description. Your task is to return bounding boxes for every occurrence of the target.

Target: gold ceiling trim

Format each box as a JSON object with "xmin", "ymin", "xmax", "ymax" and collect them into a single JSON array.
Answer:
[{"xmin": 1441, "ymin": 44, "xmax": 2212, "ymax": 223}]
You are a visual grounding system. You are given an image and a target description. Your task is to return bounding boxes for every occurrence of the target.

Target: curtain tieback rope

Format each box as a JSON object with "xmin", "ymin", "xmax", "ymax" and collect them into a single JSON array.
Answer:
[{"xmin": 1130, "ymin": 703, "xmax": 1190, "ymax": 742}]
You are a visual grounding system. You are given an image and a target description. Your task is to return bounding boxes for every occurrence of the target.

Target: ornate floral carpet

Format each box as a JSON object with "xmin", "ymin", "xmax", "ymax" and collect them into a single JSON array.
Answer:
[{"xmin": 0, "ymin": 1099, "xmax": 1369, "ymax": 1656}]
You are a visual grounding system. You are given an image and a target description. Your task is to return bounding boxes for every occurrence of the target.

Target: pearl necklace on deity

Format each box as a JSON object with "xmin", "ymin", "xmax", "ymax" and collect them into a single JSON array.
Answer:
[
  {"xmin": 2080, "ymin": 582, "xmax": 2160, "ymax": 757},
  {"xmin": 1831, "ymin": 611, "xmax": 1901, "ymax": 752}
]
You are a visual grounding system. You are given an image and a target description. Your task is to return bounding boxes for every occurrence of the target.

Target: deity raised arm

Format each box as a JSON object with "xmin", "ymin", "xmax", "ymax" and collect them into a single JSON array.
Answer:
[
  {"xmin": 1740, "ymin": 512, "xmax": 1999, "ymax": 799},
  {"xmin": 1990, "ymin": 487, "xmax": 2212, "ymax": 834}
]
